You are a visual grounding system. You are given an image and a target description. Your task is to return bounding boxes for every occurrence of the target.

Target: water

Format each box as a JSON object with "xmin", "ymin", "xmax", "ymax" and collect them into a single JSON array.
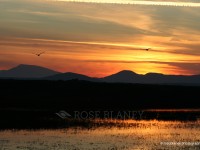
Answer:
[{"xmin": 0, "ymin": 120, "xmax": 199, "ymax": 150}]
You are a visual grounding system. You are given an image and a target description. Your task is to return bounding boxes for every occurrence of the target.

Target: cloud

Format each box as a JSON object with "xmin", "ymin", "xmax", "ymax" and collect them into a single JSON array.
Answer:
[
  {"xmin": 84, "ymin": 59, "xmax": 200, "ymax": 75},
  {"xmin": 55, "ymin": 0, "xmax": 200, "ymax": 7},
  {"xmin": 1, "ymin": 0, "xmax": 200, "ymax": 76},
  {"xmin": 1, "ymin": 0, "xmax": 200, "ymax": 44}
]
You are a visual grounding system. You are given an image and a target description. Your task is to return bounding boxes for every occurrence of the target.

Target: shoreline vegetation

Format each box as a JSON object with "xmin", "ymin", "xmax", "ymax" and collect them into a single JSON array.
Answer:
[{"xmin": 0, "ymin": 79, "xmax": 199, "ymax": 129}]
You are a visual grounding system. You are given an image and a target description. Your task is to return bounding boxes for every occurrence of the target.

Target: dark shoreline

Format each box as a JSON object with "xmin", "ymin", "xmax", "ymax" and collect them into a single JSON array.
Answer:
[
  {"xmin": 0, "ymin": 109, "xmax": 199, "ymax": 130},
  {"xmin": 0, "ymin": 79, "xmax": 200, "ymax": 129}
]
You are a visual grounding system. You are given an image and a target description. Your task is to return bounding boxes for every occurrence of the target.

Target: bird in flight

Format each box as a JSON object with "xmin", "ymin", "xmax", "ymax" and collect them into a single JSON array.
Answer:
[
  {"xmin": 139, "ymin": 48, "xmax": 151, "ymax": 51},
  {"xmin": 33, "ymin": 51, "xmax": 45, "ymax": 56},
  {"xmin": 144, "ymin": 48, "xmax": 151, "ymax": 51}
]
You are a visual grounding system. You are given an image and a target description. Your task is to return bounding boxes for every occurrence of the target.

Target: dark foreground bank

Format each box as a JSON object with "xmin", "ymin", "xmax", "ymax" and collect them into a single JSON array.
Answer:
[{"xmin": 0, "ymin": 79, "xmax": 199, "ymax": 129}]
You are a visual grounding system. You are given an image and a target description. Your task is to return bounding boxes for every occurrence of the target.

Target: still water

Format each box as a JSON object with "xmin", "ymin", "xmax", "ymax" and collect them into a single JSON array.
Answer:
[{"xmin": 0, "ymin": 119, "xmax": 199, "ymax": 150}]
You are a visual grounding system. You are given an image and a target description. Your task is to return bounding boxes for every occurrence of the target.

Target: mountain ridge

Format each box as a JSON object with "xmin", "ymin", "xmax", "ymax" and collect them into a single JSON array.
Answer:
[
  {"xmin": 0, "ymin": 64, "xmax": 200, "ymax": 85},
  {"xmin": 0, "ymin": 64, "xmax": 60, "ymax": 78},
  {"xmin": 44, "ymin": 72, "xmax": 100, "ymax": 82}
]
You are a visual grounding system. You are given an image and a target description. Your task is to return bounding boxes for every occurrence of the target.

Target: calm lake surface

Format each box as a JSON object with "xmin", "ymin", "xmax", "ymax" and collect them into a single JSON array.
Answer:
[{"xmin": 0, "ymin": 119, "xmax": 200, "ymax": 150}]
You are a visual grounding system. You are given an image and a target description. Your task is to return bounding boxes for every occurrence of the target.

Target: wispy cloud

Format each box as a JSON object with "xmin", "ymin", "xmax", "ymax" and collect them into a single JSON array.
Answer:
[
  {"xmin": 84, "ymin": 60, "xmax": 200, "ymax": 75},
  {"xmin": 0, "ymin": 37, "xmax": 187, "ymax": 58},
  {"xmin": 55, "ymin": 0, "xmax": 200, "ymax": 7},
  {"xmin": 1, "ymin": 0, "xmax": 200, "ymax": 76}
]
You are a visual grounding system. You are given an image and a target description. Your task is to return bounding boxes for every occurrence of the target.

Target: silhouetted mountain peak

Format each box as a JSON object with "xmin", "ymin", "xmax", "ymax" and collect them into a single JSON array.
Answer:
[
  {"xmin": 106, "ymin": 70, "xmax": 138, "ymax": 78},
  {"xmin": 11, "ymin": 64, "xmax": 47, "ymax": 70},
  {"xmin": 103, "ymin": 70, "xmax": 139, "ymax": 83},
  {"xmin": 17, "ymin": 64, "xmax": 31, "ymax": 67},
  {"xmin": 0, "ymin": 64, "xmax": 59, "ymax": 78},
  {"xmin": 117, "ymin": 70, "xmax": 138, "ymax": 75},
  {"xmin": 56, "ymin": 72, "xmax": 91, "ymax": 79},
  {"xmin": 44, "ymin": 72, "xmax": 99, "ymax": 82}
]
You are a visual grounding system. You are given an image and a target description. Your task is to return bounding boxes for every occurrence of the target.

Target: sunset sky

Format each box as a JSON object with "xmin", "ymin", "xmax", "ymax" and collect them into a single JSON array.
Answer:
[{"xmin": 0, "ymin": 0, "xmax": 200, "ymax": 77}]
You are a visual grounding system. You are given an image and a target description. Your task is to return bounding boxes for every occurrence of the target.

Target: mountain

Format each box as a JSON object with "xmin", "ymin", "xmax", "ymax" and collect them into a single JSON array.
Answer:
[
  {"xmin": 0, "ymin": 64, "xmax": 60, "ymax": 78},
  {"xmin": 102, "ymin": 70, "xmax": 141, "ymax": 83},
  {"xmin": 0, "ymin": 65, "xmax": 200, "ymax": 85},
  {"xmin": 44, "ymin": 72, "xmax": 100, "ymax": 82},
  {"xmin": 103, "ymin": 70, "xmax": 200, "ymax": 85}
]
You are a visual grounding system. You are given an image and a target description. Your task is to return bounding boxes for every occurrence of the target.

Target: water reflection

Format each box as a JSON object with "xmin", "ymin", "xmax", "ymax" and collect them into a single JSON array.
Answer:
[{"xmin": 0, "ymin": 120, "xmax": 199, "ymax": 150}]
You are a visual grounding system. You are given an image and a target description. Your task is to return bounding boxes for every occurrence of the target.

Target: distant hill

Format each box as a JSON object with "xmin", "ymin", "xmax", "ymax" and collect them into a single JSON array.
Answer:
[
  {"xmin": 44, "ymin": 72, "xmax": 100, "ymax": 82},
  {"xmin": 0, "ymin": 64, "xmax": 60, "ymax": 78},
  {"xmin": 102, "ymin": 70, "xmax": 140, "ymax": 83},
  {"xmin": 103, "ymin": 70, "xmax": 200, "ymax": 85},
  {"xmin": 0, "ymin": 65, "xmax": 200, "ymax": 85}
]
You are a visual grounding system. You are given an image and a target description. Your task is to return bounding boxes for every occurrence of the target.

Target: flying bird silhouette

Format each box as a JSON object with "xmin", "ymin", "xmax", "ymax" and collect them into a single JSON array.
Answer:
[
  {"xmin": 139, "ymin": 48, "xmax": 151, "ymax": 51},
  {"xmin": 33, "ymin": 51, "xmax": 45, "ymax": 56},
  {"xmin": 144, "ymin": 48, "xmax": 151, "ymax": 51}
]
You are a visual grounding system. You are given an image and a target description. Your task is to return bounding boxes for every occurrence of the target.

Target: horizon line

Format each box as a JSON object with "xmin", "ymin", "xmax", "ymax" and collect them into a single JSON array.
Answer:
[{"xmin": 1, "ymin": 64, "xmax": 200, "ymax": 78}]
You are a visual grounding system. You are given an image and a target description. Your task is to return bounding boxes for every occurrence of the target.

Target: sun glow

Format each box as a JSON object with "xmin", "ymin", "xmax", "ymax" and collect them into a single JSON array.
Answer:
[
  {"xmin": 1, "ymin": 36, "xmax": 200, "ymax": 77},
  {"xmin": 1, "ymin": 0, "xmax": 200, "ymax": 76}
]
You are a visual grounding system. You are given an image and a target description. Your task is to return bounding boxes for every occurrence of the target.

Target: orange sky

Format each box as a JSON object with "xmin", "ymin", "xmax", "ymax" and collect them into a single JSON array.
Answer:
[{"xmin": 0, "ymin": 0, "xmax": 200, "ymax": 77}]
